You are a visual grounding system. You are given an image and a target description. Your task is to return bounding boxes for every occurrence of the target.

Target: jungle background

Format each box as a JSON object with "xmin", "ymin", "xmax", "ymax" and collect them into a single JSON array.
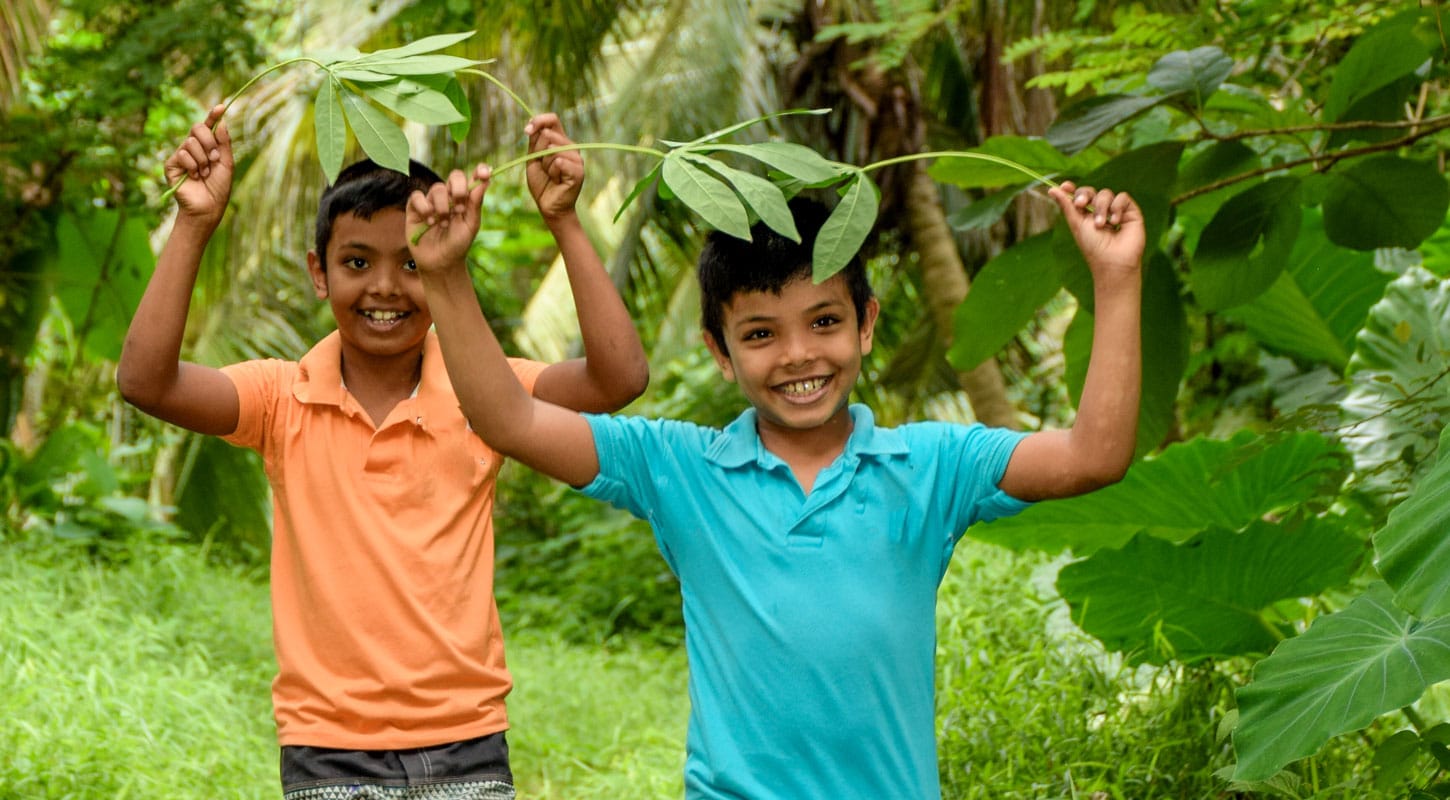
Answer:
[{"xmin": 4, "ymin": 0, "xmax": 1450, "ymax": 797}]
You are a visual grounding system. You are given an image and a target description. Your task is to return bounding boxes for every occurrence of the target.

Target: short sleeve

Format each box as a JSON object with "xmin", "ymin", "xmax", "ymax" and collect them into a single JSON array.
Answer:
[
  {"xmin": 577, "ymin": 414, "xmax": 708, "ymax": 523},
  {"xmin": 219, "ymin": 359, "xmax": 292, "ymax": 455},
  {"xmin": 507, "ymin": 357, "xmax": 549, "ymax": 396},
  {"xmin": 916, "ymin": 422, "xmax": 1032, "ymax": 537}
]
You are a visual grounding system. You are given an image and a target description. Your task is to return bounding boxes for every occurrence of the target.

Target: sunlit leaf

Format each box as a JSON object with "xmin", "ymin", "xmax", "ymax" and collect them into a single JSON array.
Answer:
[
  {"xmin": 348, "ymin": 54, "xmax": 482, "ymax": 77},
  {"xmin": 683, "ymin": 154, "xmax": 798, "ymax": 242},
  {"xmin": 331, "ymin": 67, "xmax": 397, "ymax": 83},
  {"xmin": 339, "ymin": 90, "xmax": 410, "ymax": 173},
  {"xmin": 702, "ymin": 142, "xmax": 846, "ymax": 186},
  {"xmin": 813, "ymin": 173, "xmax": 879, "ymax": 282},
  {"xmin": 351, "ymin": 30, "xmax": 477, "ymax": 61},
  {"xmin": 661, "ymin": 155, "xmax": 750, "ymax": 240},
  {"xmin": 314, "ymin": 76, "xmax": 347, "ymax": 184},
  {"xmin": 442, "ymin": 78, "xmax": 470, "ymax": 143},
  {"xmin": 357, "ymin": 79, "xmax": 466, "ymax": 125},
  {"xmin": 1233, "ymin": 583, "xmax": 1450, "ymax": 781}
]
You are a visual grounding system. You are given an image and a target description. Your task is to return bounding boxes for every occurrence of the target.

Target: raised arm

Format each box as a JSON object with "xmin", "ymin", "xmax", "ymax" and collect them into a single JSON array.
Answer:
[
  {"xmin": 408, "ymin": 164, "xmax": 602, "ymax": 488},
  {"xmin": 998, "ymin": 181, "xmax": 1144, "ymax": 501},
  {"xmin": 116, "ymin": 104, "xmax": 241, "ymax": 436},
  {"xmin": 519, "ymin": 113, "xmax": 649, "ymax": 412}
]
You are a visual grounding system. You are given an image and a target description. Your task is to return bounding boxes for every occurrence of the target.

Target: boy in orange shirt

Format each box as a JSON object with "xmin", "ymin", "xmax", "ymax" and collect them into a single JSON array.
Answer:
[{"xmin": 117, "ymin": 105, "xmax": 647, "ymax": 799}]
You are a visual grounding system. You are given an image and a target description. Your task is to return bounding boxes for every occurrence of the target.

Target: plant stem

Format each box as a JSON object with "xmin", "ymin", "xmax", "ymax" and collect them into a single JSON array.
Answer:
[
  {"xmin": 458, "ymin": 68, "xmax": 536, "ymax": 118},
  {"xmin": 158, "ymin": 57, "xmax": 328, "ymax": 204},
  {"xmin": 408, "ymin": 142, "xmax": 667, "ymax": 244},
  {"xmin": 861, "ymin": 150, "xmax": 1062, "ymax": 189}
]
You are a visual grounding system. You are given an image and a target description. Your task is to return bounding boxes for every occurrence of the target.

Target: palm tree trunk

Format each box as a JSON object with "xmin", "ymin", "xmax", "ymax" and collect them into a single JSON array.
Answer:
[{"xmin": 904, "ymin": 162, "xmax": 1019, "ymax": 429}]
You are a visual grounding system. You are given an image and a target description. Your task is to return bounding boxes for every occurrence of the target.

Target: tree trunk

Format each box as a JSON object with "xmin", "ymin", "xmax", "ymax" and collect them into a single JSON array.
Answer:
[{"xmin": 904, "ymin": 162, "xmax": 1019, "ymax": 429}]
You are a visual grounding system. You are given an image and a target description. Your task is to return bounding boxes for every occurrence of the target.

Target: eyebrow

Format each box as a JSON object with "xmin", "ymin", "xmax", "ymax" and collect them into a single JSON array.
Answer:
[
  {"xmin": 733, "ymin": 299, "xmax": 844, "ymax": 326},
  {"xmin": 335, "ymin": 241, "xmax": 411, "ymax": 258}
]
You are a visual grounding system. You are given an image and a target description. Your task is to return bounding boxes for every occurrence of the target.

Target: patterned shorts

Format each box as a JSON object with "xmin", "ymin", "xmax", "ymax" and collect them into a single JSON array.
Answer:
[{"xmin": 281, "ymin": 732, "xmax": 515, "ymax": 800}]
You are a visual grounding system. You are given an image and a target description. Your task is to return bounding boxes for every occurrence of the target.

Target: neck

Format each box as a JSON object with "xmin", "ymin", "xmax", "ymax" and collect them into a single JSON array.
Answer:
[{"xmin": 756, "ymin": 406, "xmax": 853, "ymax": 494}]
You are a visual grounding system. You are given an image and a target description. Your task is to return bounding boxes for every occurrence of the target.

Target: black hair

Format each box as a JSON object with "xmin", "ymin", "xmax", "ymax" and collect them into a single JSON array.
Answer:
[
  {"xmin": 313, "ymin": 159, "xmax": 443, "ymax": 266},
  {"xmin": 698, "ymin": 197, "xmax": 874, "ymax": 355}
]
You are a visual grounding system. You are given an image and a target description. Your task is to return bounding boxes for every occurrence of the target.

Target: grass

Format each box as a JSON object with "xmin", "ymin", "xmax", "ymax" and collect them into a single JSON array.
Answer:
[{"xmin": 1, "ymin": 531, "xmax": 1403, "ymax": 799}]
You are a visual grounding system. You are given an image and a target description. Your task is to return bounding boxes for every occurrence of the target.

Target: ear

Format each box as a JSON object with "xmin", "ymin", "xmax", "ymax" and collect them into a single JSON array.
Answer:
[
  {"xmin": 702, "ymin": 329, "xmax": 737, "ymax": 383},
  {"xmin": 306, "ymin": 251, "xmax": 328, "ymax": 299},
  {"xmin": 858, "ymin": 296, "xmax": 881, "ymax": 356}
]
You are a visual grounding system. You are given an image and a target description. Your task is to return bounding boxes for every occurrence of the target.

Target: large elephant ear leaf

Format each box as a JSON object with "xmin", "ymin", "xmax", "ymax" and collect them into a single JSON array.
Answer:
[
  {"xmin": 1232, "ymin": 583, "xmax": 1450, "ymax": 782},
  {"xmin": 1374, "ymin": 423, "xmax": 1450, "ymax": 618}
]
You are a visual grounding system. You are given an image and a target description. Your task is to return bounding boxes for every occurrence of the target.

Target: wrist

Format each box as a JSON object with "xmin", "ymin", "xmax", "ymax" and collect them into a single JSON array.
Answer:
[{"xmin": 541, "ymin": 208, "xmax": 581, "ymax": 231}]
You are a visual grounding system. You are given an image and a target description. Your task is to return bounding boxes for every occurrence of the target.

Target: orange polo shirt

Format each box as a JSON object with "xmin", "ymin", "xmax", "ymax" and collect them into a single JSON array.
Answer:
[{"xmin": 221, "ymin": 330, "xmax": 546, "ymax": 749}]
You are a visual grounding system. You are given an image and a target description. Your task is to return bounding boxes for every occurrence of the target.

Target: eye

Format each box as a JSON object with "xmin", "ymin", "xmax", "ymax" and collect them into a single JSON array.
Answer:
[
  {"xmin": 812, "ymin": 314, "xmax": 841, "ymax": 329},
  {"xmin": 402, "ymin": 259, "xmax": 418, "ymax": 272},
  {"xmin": 342, "ymin": 257, "xmax": 368, "ymax": 271},
  {"xmin": 741, "ymin": 328, "xmax": 772, "ymax": 343}
]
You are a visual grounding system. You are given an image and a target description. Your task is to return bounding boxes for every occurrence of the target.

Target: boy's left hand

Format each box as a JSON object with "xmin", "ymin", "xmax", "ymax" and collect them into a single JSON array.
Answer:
[
  {"xmin": 407, "ymin": 163, "xmax": 491, "ymax": 274},
  {"xmin": 1049, "ymin": 181, "xmax": 1145, "ymax": 283},
  {"xmin": 525, "ymin": 113, "xmax": 584, "ymax": 222}
]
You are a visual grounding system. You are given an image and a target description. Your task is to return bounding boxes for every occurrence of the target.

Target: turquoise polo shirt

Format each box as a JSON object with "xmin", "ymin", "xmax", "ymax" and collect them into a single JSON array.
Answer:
[{"xmin": 580, "ymin": 404, "xmax": 1030, "ymax": 800}]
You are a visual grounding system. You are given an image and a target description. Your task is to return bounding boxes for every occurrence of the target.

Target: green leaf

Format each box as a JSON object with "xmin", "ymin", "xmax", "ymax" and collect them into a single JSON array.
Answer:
[
  {"xmin": 703, "ymin": 142, "xmax": 846, "ymax": 186},
  {"xmin": 356, "ymin": 79, "xmax": 466, "ymax": 125},
  {"xmin": 1417, "ymin": 205, "xmax": 1450, "ymax": 277},
  {"xmin": 338, "ymin": 90, "xmax": 411, "ymax": 174},
  {"xmin": 682, "ymin": 154, "xmax": 799, "ymax": 243},
  {"xmin": 1064, "ymin": 251, "xmax": 1187, "ymax": 458},
  {"xmin": 1232, "ymin": 583, "xmax": 1450, "ymax": 782},
  {"xmin": 947, "ymin": 233, "xmax": 1059, "ymax": 372},
  {"xmin": 614, "ymin": 164, "xmax": 662, "ymax": 224},
  {"xmin": 1324, "ymin": 12, "xmax": 1433, "ymax": 122},
  {"xmin": 970, "ymin": 431, "xmax": 1343, "ymax": 555},
  {"xmin": 1229, "ymin": 209, "xmax": 1392, "ymax": 369},
  {"xmin": 1372, "ymin": 730, "xmax": 1425, "ymax": 792},
  {"xmin": 314, "ymin": 76, "xmax": 347, "ymax": 184},
  {"xmin": 1046, "ymin": 94, "xmax": 1173, "ymax": 155},
  {"xmin": 1058, "ymin": 519, "xmax": 1363, "ymax": 665},
  {"xmin": 1190, "ymin": 176, "xmax": 1302, "ymax": 311},
  {"xmin": 663, "ymin": 107, "xmax": 832, "ymax": 148},
  {"xmin": 331, "ymin": 67, "xmax": 398, "ymax": 83},
  {"xmin": 813, "ymin": 173, "xmax": 879, "ymax": 283},
  {"xmin": 661, "ymin": 155, "xmax": 750, "ymax": 240},
  {"xmin": 345, "ymin": 54, "xmax": 482, "ymax": 77},
  {"xmin": 442, "ymin": 78, "xmax": 471, "ymax": 144},
  {"xmin": 1375, "ymin": 423, "xmax": 1450, "ymax": 618},
  {"xmin": 1341, "ymin": 267, "xmax": 1450, "ymax": 498},
  {"xmin": 51, "ymin": 209, "xmax": 153, "ymax": 361},
  {"xmin": 352, "ymin": 30, "xmax": 477, "ymax": 61},
  {"xmin": 1146, "ymin": 46, "xmax": 1234, "ymax": 107},
  {"xmin": 928, "ymin": 137, "xmax": 1068, "ymax": 189},
  {"xmin": 1323, "ymin": 156, "xmax": 1449, "ymax": 251}
]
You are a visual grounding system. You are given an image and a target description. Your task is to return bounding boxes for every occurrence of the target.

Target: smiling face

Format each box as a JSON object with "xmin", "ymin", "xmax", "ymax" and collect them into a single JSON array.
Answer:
[
  {"xmin": 306, "ymin": 208, "xmax": 431, "ymax": 365},
  {"xmin": 705, "ymin": 273, "xmax": 879, "ymax": 446}
]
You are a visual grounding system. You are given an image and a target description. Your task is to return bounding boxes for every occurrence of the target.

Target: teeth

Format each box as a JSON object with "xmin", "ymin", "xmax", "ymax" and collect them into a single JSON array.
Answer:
[
  {"xmin": 780, "ymin": 377, "xmax": 827, "ymax": 396},
  {"xmin": 363, "ymin": 310, "xmax": 405, "ymax": 321}
]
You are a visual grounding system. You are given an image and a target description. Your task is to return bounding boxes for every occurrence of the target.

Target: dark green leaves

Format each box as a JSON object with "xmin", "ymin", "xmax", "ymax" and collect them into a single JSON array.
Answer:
[
  {"xmin": 1190, "ymin": 177, "xmax": 1303, "ymax": 310},
  {"xmin": 1147, "ymin": 46, "xmax": 1234, "ymax": 104},
  {"xmin": 1323, "ymin": 156, "xmax": 1450, "ymax": 251}
]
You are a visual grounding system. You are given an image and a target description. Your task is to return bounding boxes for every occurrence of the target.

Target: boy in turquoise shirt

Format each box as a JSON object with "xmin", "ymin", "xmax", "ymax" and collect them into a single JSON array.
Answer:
[{"xmin": 411, "ymin": 167, "xmax": 1143, "ymax": 799}]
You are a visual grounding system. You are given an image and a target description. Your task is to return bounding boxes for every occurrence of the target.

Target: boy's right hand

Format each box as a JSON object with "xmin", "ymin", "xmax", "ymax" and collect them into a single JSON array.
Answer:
[
  {"xmin": 525, "ymin": 113, "xmax": 584, "ymax": 223},
  {"xmin": 165, "ymin": 104, "xmax": 233, "ymax": 226}
]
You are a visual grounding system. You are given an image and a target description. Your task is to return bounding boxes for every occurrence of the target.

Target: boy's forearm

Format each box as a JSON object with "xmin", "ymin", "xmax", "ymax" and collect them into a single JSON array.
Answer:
[
  {"xmin": 548, "ymin": 212, "xmax": 649, "ymax": 404},
  {"xmin": 1069, "ymin": 273, "xmax": 1143, "ymax": 482}
]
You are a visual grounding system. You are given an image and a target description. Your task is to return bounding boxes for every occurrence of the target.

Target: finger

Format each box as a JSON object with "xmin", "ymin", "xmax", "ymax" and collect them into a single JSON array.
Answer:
[
  {"xmin": 1047, "ymin": 181, "xmax": 1079, "ymax": 218},
  {"xmin": 447, "ymin": 168, "xmax": 469, "ymax": 210},
  {"xmin": 525, "ymin": 112, "xmax": 560, "ymax": 138},
  {"xmin": 406, "ymin": 189, "xmax": 433, "ymax": 224},
  {"xmin": 1108, "ymin": 191, "xmax": 1136, "ymax": 226},
  {"xmin": 179, "ymin": 139, "xmax": 212, "ymax": 178},
  {"xmin": 203, "ymin": 103, "xmax": 226, "ymax": 131},
  {"xmin": 1092, "ymin": 189, "xmax": 1115, "ymax": 226},
  {"xmin": 214, "ymin": 120, "xmax": 233, "ymax": 168}
]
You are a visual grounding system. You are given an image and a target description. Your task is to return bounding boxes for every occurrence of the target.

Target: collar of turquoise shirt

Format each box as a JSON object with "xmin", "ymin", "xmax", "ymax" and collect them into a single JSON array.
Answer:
[{"xmin": 704, "ymin": 403, "xmax": 910, "ymax": 470}]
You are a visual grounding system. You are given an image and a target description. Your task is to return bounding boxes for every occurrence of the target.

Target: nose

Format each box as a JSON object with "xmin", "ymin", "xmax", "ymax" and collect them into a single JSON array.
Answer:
[
  {"xmin": 368, "ymin": 263, "xmax": 403, "ymax": 297},
  {"xmin": 779, "ymin": 329, "xmax": 815, "ymax": 368}
]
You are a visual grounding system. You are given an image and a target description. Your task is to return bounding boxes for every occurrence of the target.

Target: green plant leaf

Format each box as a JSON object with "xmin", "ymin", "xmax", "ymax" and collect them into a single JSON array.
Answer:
[
  {"xmin": 314, "ymin": 76, "xmax": 347, "ymax": 184},
  {"xmin": 947, "ymin": 232, "xmax": 1059, "ymax": 372},
  {"xmin": 663, "ymin": 107, "xmax": 832, "ymax": 148},
  {"xmin": 1371, "ymin": 730, "xmax": 1425, "ymax": 792},
  {"xmin": 1375, "ymin": 423, "xmax": 1450, "ymax": 618},
  {"xmin": 614, "ymin": 164, "xmax": 662, "ymax": 224},
  {"xmin": 346, "ymin": 53, "xmax": 482, "ymax": 77},
  {"xmin": 331, "ymin": 67, "xmax": 398, "ymax": 83},
  {"xmin": 1059, "ymin": 519, "xmax": 1363, "ymax": 665},
  {"xmin": 1190, "ymin": 176, "xmax": 1302, "ymax": 311},
  {"xmin": 1323, "ymin": 156, "xmax": 1450, "ymax": 251},
  {"xmin": 50, "ymin": 209, "xmax": 153, "ymax": 362},
  {"xmin": 1146, "ymin": 46, "xmax": 1234, "ymax": 107},
  {"xmin": 660, "ymin": 155, "xmax": 750, "ymax": 240},
  {"xmin": 1341, "ymin": 267, "xmax": 1450, "ymax": 499},
  {"xmin": 356, "ymin": 79, "xmax": 465, "ymax": 125},
  {"xmin": 970, "ymin": 431, "xmax": 1343, "ymax": 555},
  {"xmin": 351, "ymin": 30, "xmax": 477, "ymax": 61},
  {"xmin": 1063, "ymin": 251, "xmax": 1188, "ymax": 458},
  {"xmin": 928, "ymin": 136, "xmax": 1068, "ymax": 189},
  {"xmin": 1417, "ymin": 205, "xmax": 1450, "ymax": 277},
  {"xmin": 703, "ymin": 142, "xmax": 846, "ymax": 186},
  {"xmin": 338, "ymin": 90, "xmax": 410, "ymax": 174},
  {"xmin": 814, "ymin": 173, "xmax": 879, "ymax": 282},
  {"xmin": 1324, "ymin": 11, "xmax": 1433, "ymax": 122},
  {"xmin": 946, "ymin": 186, "xmax": 1025, "ymax": 232},
  {"xmin": 682, "ymin": 154, "xmax": 799, "ymax": 243},
  {"xmin": 1046, "ymin": 94, "xmax": 1173, "ymax": 155},
  {"xmin": 1232, "ymin": 583, "xmax": 1450, "ymax": 782},
  {"xmin": 1229, "ymin": 209, "xmax": 1392, "ymax": 369},
  {"xmin": 442, "ymin": 78, "xmax": 471, "ymax": 143}
]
